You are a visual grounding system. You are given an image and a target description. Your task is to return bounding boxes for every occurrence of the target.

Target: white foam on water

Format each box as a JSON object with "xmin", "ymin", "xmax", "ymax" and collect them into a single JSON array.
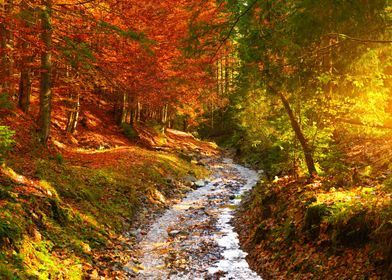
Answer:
[{"xmin": 207, "ymin": 162, "xmax": 262, "ymax": 280}]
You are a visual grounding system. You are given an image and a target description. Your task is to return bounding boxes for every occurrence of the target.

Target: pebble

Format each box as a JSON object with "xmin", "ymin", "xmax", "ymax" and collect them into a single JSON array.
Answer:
[{"xmin": 194, "ymin": 180, "xmax": 206, "ymax": 188}]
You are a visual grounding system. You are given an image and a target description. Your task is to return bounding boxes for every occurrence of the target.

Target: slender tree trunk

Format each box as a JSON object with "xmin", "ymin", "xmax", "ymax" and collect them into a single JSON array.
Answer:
[
  {"xmin": 211, "ymin": 102, "xmax": 214, "ymax": 129},
  {"xmin": 19, "ymin": 1, "xmax": 36, "ymax": 113},
  {"xmin": 271, "ymin": 87, "xmax": 317, "ymax": 175},
  {"xmin": 137, "ymin": 101, "xmax": 141, "ymax": 122},
  {"xmin": 126, "ymin": 94, "xmax": 133, "ymax": 123},
  {"xmin": 162, "ymin": 104, "xmax": 168, "ymax": 125},
  {"xmin": 66, "ymin": 93, "xmax": 80, "ymax": 133},
  {"xmin": 18, "ymin": 66, "xmax": 32, "ymax": 112},
  {"xmin": 216, "ymin": 60, "xmax": 220, "ymax": 96},
  {"xmin": 38, "ymin": 0, "xmax": 53, "ymax": 145},
  {"xmin": 7, "ymin": 0, "xmax": 14, "ymax": 98},
  {"xmin": 120, "ymin": 92, "xmax": 128, "ymax": 125},
  {"xmin": 221, "ymin": 55, "xmax": 225, "ymax": 95},
  {"xmin": 130, "ymin": 107, "xmax": 135, "ymax": 123},
  {"xmin": 0, "ymin": 0, "xmax": 14, "ymax": 95},
  {"xmin": 224, "ymin": 52, "xmax": 229, "ymax": 95},
  {"xmin": 0, "ymin": 5, "xmax": 6, "ymax": 93}
]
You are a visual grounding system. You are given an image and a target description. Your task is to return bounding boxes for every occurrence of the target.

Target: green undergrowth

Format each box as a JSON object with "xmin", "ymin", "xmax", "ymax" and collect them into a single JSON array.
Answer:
[
  {"xmin": 121, "ymin": 123, "xmax": 139, "ymax": 140},
  {"xmin": 0, "ymin": 149, "xmax": 208, "ymax": 278},
  {"xmin": 238, "ymin": 176, "xmax": 392, "ymax": 279}
]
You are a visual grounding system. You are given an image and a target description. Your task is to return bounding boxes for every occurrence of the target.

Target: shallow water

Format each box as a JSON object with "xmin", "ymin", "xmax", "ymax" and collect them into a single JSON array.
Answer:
[{"xmin": 130, "ymin": 157, "xmax": 262, "ymax": 279}]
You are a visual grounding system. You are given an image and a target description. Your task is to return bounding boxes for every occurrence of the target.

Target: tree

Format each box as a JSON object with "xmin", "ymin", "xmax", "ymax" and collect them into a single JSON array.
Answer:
[
  {"xmin": 214, "ymin": 0, "xmax": 391, "ymax": 176},
  {"xmin": 38, "ymin": 0, "xmax": 53, "ymax": 145}
]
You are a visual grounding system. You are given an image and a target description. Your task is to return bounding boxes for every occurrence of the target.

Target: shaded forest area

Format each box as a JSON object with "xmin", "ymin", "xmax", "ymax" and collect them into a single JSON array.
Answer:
[{"xmin": 1, "ymin": 0, "xmax": 392, "ymax": 279}]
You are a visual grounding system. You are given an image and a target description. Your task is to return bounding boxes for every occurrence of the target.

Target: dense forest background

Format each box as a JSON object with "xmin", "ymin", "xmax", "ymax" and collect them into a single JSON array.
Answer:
[
  {"xmin": 1, "ymin": 0, "xmax": 392, "ymax": 279},
  {"xmin": 1, "ymin": 0, "xmax": 392, "ymax": 177}
]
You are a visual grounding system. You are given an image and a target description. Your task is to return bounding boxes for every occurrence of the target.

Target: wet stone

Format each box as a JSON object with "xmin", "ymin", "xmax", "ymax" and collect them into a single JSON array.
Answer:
[{"xmin": 194, "ymin": 180, "xmax": 206, "ymax": 188}]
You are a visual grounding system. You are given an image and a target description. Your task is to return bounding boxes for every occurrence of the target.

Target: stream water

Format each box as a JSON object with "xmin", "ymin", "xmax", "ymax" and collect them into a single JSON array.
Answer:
[{"xmin": 128, "ymin": 158, "xmax": 262, "ymax": 279}]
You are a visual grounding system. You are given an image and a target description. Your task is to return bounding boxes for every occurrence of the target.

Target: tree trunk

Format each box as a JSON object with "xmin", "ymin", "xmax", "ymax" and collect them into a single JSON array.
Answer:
[
  {"xmin": 119, "ymin": 92, "xmax": 128, "ymax": 125},
  {"xmin": 162, "ymin": 104, "xmax": 168, "ymax": 125},
  {"xmin": 224, "ymin": 52, "xmax": 229, "ymax": 95},
  {"xmin": 271, "ymin": 87, "xmax": 317, "ymax": 176},
  {"xmin": 66, "ymin": 93, "xmax": 80, "ymax": 133},
  {"xmin": 18, "ymin": 1, "xmax": 35, "ymax": 113},
  {"xmin": 137, "ymin": 101, "xmax": 141, "ymax": 122},
  {"xmin": 38, "ymin": 0, "xmax": 53, "ymax": 145},
  {"xmin": 18, "ymin": 67, "xmax": 32, "ymax": 113},
  {"xmin": 0, "ymin": 0, "xmax": 14, "ymax": 95}
]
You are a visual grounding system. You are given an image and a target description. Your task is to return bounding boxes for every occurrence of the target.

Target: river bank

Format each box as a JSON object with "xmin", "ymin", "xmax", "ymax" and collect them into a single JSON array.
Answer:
[
  {"xmin": 234, "ymin": 175, "xmax": 391, "ymax": 280},
  {"xmin": 0, "ymin": 129, "xmax": 215, "ymax": 279}
]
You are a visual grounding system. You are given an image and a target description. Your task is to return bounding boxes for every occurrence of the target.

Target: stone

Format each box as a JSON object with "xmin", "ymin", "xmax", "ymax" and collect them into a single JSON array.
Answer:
[
  {"xmin": 183, "ymin": 175, "xmax": 197, "ymax": 183},
  {"xmin": 168, "ymin": 230, "xmax": 180, "ymax": 237},
  {"xmin": 194, "ymin": 180, "xmax": 206, "ymax": 188}
]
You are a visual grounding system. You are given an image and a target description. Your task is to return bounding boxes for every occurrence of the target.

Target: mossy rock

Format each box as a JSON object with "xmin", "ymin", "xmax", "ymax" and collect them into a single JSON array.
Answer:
[
  {"xmin": 253, "ymin": 223, "xmax": 269, "ymax": 244},
  {"xmin": 178, "ymin": 152, "xmax": 193, "ymax": 162},
  {"xmin": 283, "ymin": 220, "xmax": 296, "ymax": 242},
  {"xmin": 372, "ymin": 221, "xmax": 392, "ymax": 276},
  {"xmin": 47, "ymin": 199, "xmax": 69, "ymax": 226},
  {"xmin": 0, "ymin": 218, "xmax": 22, "ymax": 248},
  {"xmin": 303, "ymin": 203, "xmax": 328, "ymax": 239},
  {"xmin": 331, "ymin": 210, "xmax": 370, "ymax": 248},
  {"xmin": 262, "ymin": 191, "xmax": 278, "ymax": 205}
]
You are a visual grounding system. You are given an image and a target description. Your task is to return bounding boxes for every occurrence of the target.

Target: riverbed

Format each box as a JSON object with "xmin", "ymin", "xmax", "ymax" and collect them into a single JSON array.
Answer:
[{"xmin": 127, "ymin": 157, "xmax": 262, "ymax": 280}]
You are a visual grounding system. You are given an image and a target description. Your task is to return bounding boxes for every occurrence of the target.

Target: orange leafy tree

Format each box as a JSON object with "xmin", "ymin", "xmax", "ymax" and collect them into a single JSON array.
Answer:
[{"xmin": 0, "ymin": 0, "xmax": 228, "ymax": 144}]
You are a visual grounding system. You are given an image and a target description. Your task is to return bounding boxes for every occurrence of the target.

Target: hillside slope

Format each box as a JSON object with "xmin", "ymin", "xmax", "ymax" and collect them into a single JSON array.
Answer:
[{"xmin": 0, "ymin": 101, "xmax": 217, "ymax": 279}]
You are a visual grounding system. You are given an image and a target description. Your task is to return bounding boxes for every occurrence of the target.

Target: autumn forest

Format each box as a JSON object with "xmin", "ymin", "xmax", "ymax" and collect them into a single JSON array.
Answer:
[{"xmin": 1, "ymin": 0, "xmax": 392, "ymax": 279}]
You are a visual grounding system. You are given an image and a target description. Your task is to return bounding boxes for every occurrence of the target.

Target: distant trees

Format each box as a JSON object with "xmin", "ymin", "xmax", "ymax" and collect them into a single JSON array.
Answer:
[{"xmin": 0, "ymin": 0, "xmax": 223, "ymax": 144}]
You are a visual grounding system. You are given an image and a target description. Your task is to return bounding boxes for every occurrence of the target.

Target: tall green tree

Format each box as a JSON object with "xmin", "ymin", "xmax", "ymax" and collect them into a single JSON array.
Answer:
[{"xmin": 221, "ymin": 0, "xmax": 390, "ymax": 175}]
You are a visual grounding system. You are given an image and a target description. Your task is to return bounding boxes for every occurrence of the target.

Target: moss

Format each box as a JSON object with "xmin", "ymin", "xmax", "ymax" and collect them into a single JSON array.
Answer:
[
  {"xmin": 121, "ymin": 123, "xmax": 139, "ymax": 140},
  {"xmin": 0, "ymin": 187, "xmax": 15, "ymax": 201},
  {"xmin": 1, "ymin": 142, "xmax": 210, "ymax": 278},
  {"xmin": 48, "ymin": 199, "xmax": 68, "ymax": 226},
  {"xmin": 177, "ymin": 152, "xmax": 193, "ymax": 162},
  {"xmin": 0, "ymin": 208, "xmax": 24, "ymax": 248},
  {"xmin": 0, "ymin": 265, "xmax": 21, "ymax": 280},
  {"xmin": 331, "ymin": 210, "xmax": 370, "ymax": 248},
  {"xmin": 303, "ymin": 203, "xmax": 329, "ymax": 239},
  {"xmin": 253, "ymin": 223, "xmax": 268, "ymax": 244}
]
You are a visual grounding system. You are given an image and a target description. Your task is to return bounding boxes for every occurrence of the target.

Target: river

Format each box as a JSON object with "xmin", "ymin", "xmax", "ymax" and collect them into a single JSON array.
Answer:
[{"xmin": 127, "ymin": 157, "xmax": 262, "ymax": 280}]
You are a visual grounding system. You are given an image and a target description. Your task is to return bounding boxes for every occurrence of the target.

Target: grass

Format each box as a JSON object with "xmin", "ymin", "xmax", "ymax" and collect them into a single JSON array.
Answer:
[{"xmin": 0, "ymin": 145, "xmax": 209, "ymax": 278}]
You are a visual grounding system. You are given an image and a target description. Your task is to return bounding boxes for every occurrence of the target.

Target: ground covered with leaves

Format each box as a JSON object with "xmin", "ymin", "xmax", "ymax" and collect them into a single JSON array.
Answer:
[
  {"xmin": 236, "ymin": 172, "xmax": 392, "ymax": 280},
  {"xmin": 0, "ymin": 105, "xmax": 217, "ymax": 279}
]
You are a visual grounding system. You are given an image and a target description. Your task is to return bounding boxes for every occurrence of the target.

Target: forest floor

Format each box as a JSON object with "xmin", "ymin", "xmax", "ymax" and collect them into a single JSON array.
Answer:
[
  {"xmin": 1, "ymin": 99, "xmax": 392, "ymax": 279},
  {"xmin": 235, "ymin": 133, "xmax": 392, "ymax": 280},
  {"xmin": 0, "ymin": 99, "xmax": 221, "ymax": 279}
]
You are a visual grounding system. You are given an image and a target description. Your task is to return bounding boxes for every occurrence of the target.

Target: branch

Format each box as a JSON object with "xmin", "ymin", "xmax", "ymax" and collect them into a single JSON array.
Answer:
[
  {"xmin": 210, "ymin": 0, "xmax": 259, "ymax": 61},
  {"xmin": 55, "ymin": 0, "xmax": 97, "ymax": 6},
  {"xmin": 329, "ymin": 33, "xmax": 392, "ymax": 44}
]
